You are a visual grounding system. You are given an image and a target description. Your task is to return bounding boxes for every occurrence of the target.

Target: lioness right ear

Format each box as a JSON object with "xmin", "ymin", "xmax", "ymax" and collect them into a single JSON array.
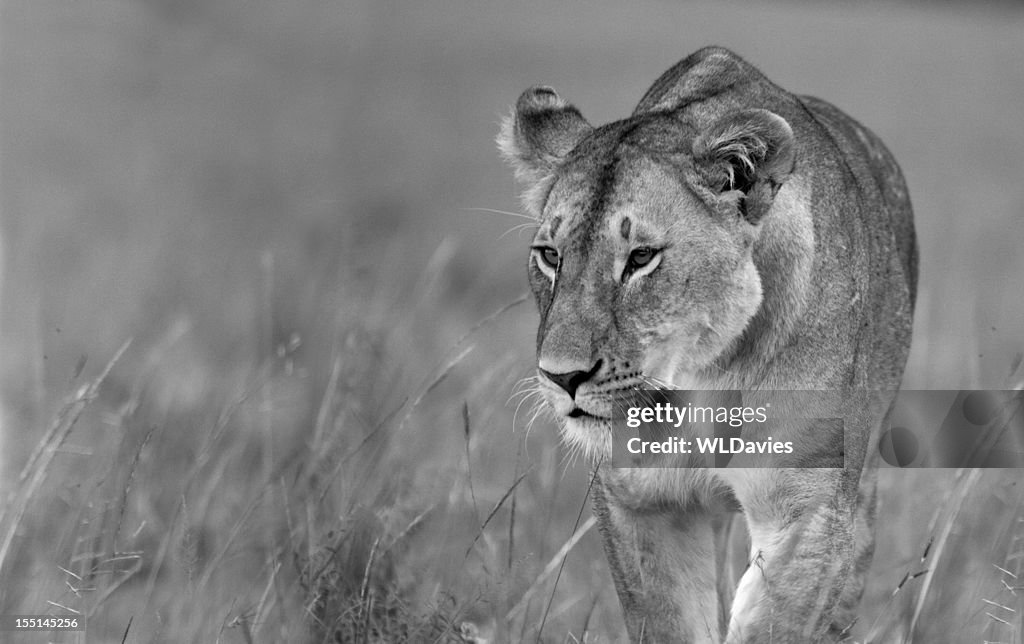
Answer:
[
  {"xmin": 692, "ymin": 109, "xmax": 796, "ymax": 224},
  {"xmin": 498, "ymin": 86, "xmax": 592, "ymax": 213}
]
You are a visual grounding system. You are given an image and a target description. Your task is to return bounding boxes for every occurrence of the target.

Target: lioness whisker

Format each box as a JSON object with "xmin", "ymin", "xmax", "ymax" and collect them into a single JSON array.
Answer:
[{"xmin": 461, "ymin": 206, "xmax": 537, "ymax": 221}]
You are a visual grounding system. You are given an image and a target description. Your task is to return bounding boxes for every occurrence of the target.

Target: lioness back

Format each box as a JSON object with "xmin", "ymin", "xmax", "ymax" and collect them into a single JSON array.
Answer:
[{"xmin": 499, "ymin": 46, "xmax": 916, "ymax": 643}]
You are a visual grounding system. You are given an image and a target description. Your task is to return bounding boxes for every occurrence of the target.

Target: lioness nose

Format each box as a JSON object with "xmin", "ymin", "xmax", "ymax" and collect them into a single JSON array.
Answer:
[{"xmin": 540, "ymin": 360, "xmax": 602, "ymax": 399}]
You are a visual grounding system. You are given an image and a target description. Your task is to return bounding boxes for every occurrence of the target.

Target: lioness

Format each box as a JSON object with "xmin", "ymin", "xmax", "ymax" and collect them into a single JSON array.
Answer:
[{"xmin": 498, "ymin": 47, "xmax": 916, "ymax": 642}]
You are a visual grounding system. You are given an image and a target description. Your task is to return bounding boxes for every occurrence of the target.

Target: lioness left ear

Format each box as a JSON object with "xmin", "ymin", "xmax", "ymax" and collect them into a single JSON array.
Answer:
[
  {"xmin": 692, "ymin": 109, "xmax": 795, "ymax": 224},
  {"xmin": 498, "ymin": 86, "xmax": 592, "ymax": 213}
]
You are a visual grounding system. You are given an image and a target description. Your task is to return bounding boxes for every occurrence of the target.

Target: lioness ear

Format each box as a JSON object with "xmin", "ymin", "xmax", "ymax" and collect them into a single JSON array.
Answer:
[
  {"xmin": 692, "ymin": 109, "xmax": 795, "ymax": 224},
  {"xmin": 498, "ymin": 86, "xmax": 592, "ymax": 213}
]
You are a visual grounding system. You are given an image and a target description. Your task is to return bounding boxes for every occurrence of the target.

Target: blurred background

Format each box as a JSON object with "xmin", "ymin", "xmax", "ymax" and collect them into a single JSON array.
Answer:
[{"xmin": 1, "ymin": 0, "xmax": 1022, "ymax": 642}]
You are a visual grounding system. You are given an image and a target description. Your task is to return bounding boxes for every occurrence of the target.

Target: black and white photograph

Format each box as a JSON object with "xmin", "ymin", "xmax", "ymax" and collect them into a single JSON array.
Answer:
[{"xmin": 1, "ymin": 1, "xmax": 1023, "ymax": 642}]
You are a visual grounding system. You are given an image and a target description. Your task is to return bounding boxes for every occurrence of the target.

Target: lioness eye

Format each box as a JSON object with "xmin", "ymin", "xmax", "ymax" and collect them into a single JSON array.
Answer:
[
  {"xmin": 627, "ymin": 247, "xmax": 657, "ymax": 269},
  {"xmin": 535, "ymin": 246, "xmax": 559, "ymax": 269}
]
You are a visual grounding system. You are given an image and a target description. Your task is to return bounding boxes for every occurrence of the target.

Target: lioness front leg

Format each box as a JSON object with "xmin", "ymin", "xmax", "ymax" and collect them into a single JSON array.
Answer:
[
  {"xmin": 725, "ymin": 469, "xmax": 860, "ymax": 643},
  {"xmin": 593, "ymin": 470, "xmax": 728, "ymax": 643}
]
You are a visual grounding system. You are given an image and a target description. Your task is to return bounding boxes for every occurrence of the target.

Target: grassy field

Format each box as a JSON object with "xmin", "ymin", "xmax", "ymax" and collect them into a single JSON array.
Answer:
[{"xmin": 1, "ymin": 0, "xmax": 1023, "ymax": 641}]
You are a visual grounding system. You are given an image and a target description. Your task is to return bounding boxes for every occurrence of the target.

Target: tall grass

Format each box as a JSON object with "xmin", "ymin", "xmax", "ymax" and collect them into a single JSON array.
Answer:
[
  {"xmin": 1, "ymin": 245, "xmax": 1021, "ymax": 643},
  {"xmin": 0, "ymin": 241, "xmax": 609, "ymax": 642}
]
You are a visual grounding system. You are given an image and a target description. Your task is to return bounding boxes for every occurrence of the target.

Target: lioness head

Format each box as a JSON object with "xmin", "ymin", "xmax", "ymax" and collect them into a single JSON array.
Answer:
[{"xmin": 499, "ymin": 86, "xmax": 796, "ymax": 460}]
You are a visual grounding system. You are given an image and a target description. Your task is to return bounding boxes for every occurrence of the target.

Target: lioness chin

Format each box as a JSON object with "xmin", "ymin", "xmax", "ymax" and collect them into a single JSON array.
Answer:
[{"xmin": 498, "ymin": 46, "xmax": 916, "ymax": 643}]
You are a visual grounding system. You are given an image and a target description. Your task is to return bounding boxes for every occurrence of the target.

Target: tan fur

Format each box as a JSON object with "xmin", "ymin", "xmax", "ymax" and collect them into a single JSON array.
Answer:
[{"xmin": 498, "ymin": 46, "xmax": 916, "ymax": 642}]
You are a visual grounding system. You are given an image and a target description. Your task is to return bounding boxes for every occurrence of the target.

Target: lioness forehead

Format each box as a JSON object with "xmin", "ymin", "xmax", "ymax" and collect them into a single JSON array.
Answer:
[
  {"xmin": 542, "ymin": 148, "xmax": 705, "ymax": 247},
  {"xmin": 537, "ymin": 116, "xmax": 703, "ymax": 239}
]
